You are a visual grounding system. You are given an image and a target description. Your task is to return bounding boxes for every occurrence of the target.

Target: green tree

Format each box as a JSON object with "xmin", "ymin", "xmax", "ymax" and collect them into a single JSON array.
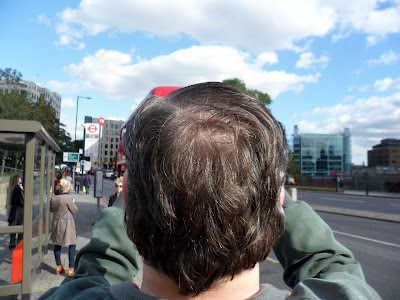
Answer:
[
  {"xmin": 286, "ymin": 151, "xmax": 300, "ymax": 177},
  {"xmin": 0, "ymin": 67, "xmax": 76, "ymax": 164},
  {"xmin": 223, "ymin": 78, "xmax": 272, "ymax": 105},
  {"xmin": 0, "ymin": 68, "xmax": 22, "ymax": 85}
]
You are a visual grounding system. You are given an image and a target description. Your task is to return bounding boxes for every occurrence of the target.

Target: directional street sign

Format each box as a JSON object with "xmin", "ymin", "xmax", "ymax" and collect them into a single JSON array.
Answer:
[{"xmin": 63, "ymin": 152, "xmax": 79, "ymax": 162}]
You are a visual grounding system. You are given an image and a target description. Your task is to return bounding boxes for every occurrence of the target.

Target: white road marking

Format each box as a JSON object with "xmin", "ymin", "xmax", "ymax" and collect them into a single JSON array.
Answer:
[
  {"xmin": 320, "ymin": 197, "xmax": 365, "ymax": 203},
  {"xmin": 333, "ymin": 230, "xmax": 400, "ymax": 248},
  {"xmin": 391, "ymin": 204, "xmax": 400, "ymax": 207}
]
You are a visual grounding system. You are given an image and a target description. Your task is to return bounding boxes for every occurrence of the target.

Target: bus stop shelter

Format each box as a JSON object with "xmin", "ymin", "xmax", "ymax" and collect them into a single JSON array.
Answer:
[{"xmin": 0, "ymin": 119, "xmax": 60, "ymax": 298}]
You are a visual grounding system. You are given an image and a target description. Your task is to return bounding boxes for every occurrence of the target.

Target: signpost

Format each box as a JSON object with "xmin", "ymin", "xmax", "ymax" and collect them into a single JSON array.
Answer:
[
  {"xmin": 94, "ymin": 168, "xmax": 104, "ymax": 219},
  {"xmin": 97, "ymin": 118, "xmax": 105, "ymax": 168},
  {"xmin": 63, "ymin": 152, "xmax": 79, "ymax": 163}
]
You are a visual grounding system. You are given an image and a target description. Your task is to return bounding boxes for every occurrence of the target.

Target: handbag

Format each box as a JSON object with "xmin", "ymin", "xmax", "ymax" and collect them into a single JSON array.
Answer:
[{"xmin": 83, "ymin": 186, "xmax": 86, "ymax": 193}]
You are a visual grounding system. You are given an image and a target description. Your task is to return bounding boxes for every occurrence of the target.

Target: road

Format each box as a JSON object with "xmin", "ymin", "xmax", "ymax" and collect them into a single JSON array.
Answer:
[
  {"xmin": 297, "ymin": 190, "xmax": 400, "ymax": 215},
  {"xmin": 99, "ymin": 178, "xmax": 399, "ymax": 299}
]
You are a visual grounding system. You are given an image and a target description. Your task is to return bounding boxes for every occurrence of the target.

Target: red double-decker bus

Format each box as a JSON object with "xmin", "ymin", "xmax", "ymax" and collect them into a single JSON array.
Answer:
[{"xmin": 117, "ymin": 86, "xmax": 181, "ymax": 177}]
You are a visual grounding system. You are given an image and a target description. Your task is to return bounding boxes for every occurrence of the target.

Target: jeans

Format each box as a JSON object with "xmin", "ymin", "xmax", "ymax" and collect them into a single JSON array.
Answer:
[
  {"xmin": 85, "ymin": 185, "xmax": 89, "ymax": 194},
  {"xmin": 54, "ymin": 244, "xmax": 76, "ymax": 268}
]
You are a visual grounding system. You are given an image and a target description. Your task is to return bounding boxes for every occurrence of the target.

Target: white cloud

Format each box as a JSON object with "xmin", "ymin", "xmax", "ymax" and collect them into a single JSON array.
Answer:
[
  {"xmin": 330, "ymin": 0, "xmax": 400, "ymax": 45},
  {"xmin": 256, "ymin": 52, "xmax": 278, "ymax": 66},
  {"xmin": 295, "ymin": 52, "xmax": 329, "ymax": 69},
  {"xmin": 368, "ymin": 50, "xmax": 399, "ymax": 65},
  {"xmin": 50, "ymin": 46, "xmax": 320, "ymax": 100},
  {"xmin": 361, "ymin": 76, "xmax": 400, "ymax": 92},
  {"xmin": 373, "ymin": 77, "xmax": 400, "ymax": 91},
  {"xmin": 61, "ymin": 97, "xmax": 75, "ymax": 108},
  {"xmin": 51, "ymin": 1, "xmax": 400, "ymax": 51},
  {"xmin": 53, "ymin": 1, "xmax": 336, "ymax": 52},
  {"xmin": 294, "ymin": 92, "xmax": 400, "ymax": 164}
]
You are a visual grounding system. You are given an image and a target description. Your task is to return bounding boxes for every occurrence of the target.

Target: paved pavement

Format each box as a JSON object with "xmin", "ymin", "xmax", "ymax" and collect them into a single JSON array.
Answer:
[
  {"xmin": 29, "ymin": 190, "xmax": 105, "ymax": 299},
  {"xmin": 0, "ymin": 188, "xmax": 140, "ymax": 300},
  {"xmin": 343, "ymin": 189, "xmax": 400, "ymax": 199}
]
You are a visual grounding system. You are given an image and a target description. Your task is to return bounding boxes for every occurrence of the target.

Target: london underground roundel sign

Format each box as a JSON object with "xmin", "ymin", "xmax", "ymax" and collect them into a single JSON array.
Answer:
[
  {"xmin": 87, "ymin": 124, "xmax": 98, "ymax": 133},
  {"xmin": 98, "ymin": 117, "xmax": 105, "ymax": 125}
]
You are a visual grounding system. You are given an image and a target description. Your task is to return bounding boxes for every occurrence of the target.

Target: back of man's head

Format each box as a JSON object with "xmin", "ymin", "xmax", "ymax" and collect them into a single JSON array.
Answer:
[{"xmin": 124, "ymin": 82, "xmax": 288, "ymax": 296}]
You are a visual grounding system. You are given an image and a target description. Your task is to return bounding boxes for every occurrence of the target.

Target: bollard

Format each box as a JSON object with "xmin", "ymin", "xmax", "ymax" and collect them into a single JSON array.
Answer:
[{"xmin": 289, "ymin": 188, "xmax": 297, "ymax": 201}]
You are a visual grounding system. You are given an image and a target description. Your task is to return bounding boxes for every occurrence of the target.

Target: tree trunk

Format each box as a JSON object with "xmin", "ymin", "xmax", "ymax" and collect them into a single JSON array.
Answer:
[{"xmin": 1, "ymin": 150, "xmax": 7, "ymax": 176}]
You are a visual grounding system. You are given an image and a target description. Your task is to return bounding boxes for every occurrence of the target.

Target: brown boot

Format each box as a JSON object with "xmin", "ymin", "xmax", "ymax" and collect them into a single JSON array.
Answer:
[
  {"xmin": 55, "ymin": 265, "xmax": 65, "ymax": 275},
  {"xmin": 67, "ymin": 268, "xmax": 74, "ymax": 276}
]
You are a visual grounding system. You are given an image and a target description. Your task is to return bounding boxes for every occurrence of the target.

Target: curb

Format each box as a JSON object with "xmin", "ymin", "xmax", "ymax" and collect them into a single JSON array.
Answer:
[
  {"xmin": 310, "ymin": 204, "xmax": 400, "ymax": 223},
  {"xmin": 297, "ymin": 189, "xmax": 400, "ymax": 200}
]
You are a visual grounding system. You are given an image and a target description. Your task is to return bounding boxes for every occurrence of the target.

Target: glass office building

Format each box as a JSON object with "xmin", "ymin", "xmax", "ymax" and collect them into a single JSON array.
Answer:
[{"xmin": 293, "ymin": 126, "xmax": 352, "ymax": 176}]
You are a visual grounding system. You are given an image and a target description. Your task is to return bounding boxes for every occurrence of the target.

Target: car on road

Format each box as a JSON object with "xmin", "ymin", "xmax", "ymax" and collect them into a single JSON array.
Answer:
[{"xmin": 103, "ymin": 169, "xmax": 117, "ymax": 180}]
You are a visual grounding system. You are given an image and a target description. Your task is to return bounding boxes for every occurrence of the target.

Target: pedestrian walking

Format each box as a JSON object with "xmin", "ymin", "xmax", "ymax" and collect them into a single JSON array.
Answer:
[
  {"xmin": 54, "ymin": 172, "xmax": 62, "ymax": 195},
  {"xmin": 50, "ymin": 178, "xmax": 78, "ymax": 276},
  {"xmin": 74, "ymin": 174, "xmax": 81, "ymax": 193},
  {"xmin": 83, "ymin": 174, "xmax": 91, "ymax": 195},
  {"xmin": 108, "ymin": 177, "xmax": 123, "ymax": 207},
  {"xmin": 6, "ymin": 174, "xmax": 24, "ymax": 250}
]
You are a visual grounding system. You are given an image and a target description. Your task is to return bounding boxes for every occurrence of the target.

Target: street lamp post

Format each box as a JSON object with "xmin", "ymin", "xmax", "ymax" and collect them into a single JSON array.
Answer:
[{"xmin": 74, "ymin": 96, "xmax": 91, "ymax": 142}]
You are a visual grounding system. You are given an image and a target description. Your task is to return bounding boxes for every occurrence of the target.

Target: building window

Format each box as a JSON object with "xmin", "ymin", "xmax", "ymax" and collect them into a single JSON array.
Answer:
[
  {"xmin": 105, "ymin": 144, "xmax": 108, "ymax": 149},
  {"xmin": 111, "ymin": 138, "xmax": 114, "ymax": 142},
  {"xmin": 111, "ymin": 123, "xmax": 114, "ymax": 129},
  {"xmin": 116, "ymin": 138, "xmax": 119, "ymax": 143},
  {"xmin": 110, "ymin": 151, "xmax": 113, "ymax": 156},
  {"xmin": 105, "ymin": 151, "xmax": 108, "ymax": 155},
  {"xmin": 111, "ymin": 144, "xmax": 113, "ymax": 149}
]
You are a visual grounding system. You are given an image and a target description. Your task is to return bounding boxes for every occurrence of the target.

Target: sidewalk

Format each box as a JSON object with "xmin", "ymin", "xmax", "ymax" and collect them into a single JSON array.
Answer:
[
  {"xmin": 343, "ymin": 189, "xmax": 400, "ymax": 199},
  {"xmin": 29, "ymin": 190, "xmax": 106, "ymax": 299}
]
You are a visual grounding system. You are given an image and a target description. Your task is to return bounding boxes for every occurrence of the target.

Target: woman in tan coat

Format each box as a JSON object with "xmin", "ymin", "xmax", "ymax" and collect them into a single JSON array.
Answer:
[{"xmin": 50, "ymin": 178, "xmax": 78, "ymax": 276}]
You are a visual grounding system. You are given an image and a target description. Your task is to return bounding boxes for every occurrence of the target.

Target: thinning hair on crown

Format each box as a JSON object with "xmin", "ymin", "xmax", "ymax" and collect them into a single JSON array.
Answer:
[{"xmin": 123, "ymin": 82, "xmax": 288, "ymax": 296}]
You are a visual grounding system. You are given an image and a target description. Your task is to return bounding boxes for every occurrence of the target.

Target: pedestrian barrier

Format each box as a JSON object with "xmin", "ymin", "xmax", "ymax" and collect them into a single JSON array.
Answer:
[{"xmin": 0, "ymin": 120, "xmax": 60, "ymax": 298}]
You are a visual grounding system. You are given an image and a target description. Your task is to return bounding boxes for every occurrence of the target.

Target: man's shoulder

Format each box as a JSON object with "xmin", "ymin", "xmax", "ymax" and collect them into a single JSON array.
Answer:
[
  {"xmin": 251, "ymin": 284, "xmax": 287, "ymax": 299},
  {"xmin": 39, "ymin": 279, "xmax": 157, "ymax": 300}
]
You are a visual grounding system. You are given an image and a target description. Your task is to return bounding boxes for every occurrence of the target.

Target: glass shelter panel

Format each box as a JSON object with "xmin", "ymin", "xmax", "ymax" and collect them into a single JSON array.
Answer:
[
  {"xmin": 0, "ymin": 133, "xmax": 26, "ymax": 287},
  {"xmin": 31, "ymin": 139, "xmax": 41, "ymax": 272}
]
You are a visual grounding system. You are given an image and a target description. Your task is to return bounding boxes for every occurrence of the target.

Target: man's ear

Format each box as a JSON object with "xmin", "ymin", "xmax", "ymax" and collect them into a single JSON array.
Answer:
[
  {"xmin": 123, "ymin": 170, "xmax": 128, "ymax": 206},
  {"xmin": 279, "ymin": 186, "xmax": 285, "ymax": 206}
]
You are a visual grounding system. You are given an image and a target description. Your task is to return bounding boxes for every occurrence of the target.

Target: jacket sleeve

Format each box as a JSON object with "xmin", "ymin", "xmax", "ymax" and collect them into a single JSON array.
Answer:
[
  {"xmin": 273, "ymin": 192, "xmax": 381, "ymax": 299},
  {"xmin": 49, "ymin": 197, "xmax": 57, "ymax": 213},
  {"xmin": 39, "ymin": 194, "xmax": 140, "ymax": 299},
  {"xmin": 11, "ymin": 187, "xmax": 23, "ymax": 207},
  {"xmin": 67, "ymin": 198, "xmax": 79, "ymax": 214}
]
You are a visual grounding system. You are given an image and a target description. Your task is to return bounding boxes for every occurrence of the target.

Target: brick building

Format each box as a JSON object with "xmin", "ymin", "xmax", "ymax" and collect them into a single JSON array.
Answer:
[{"xmin": 368, "ymin": 139, "xmax": 400, "ymax": 167}]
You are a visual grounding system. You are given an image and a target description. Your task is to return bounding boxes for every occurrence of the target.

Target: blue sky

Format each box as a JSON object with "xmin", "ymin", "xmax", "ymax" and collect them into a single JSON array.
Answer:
[{"xmin": 1, "ymin": 0, "xmax": 400, "ymax": 165}]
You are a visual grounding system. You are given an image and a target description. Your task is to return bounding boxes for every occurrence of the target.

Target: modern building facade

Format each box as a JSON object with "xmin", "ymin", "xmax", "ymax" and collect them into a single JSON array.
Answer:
[
  {"xmin": 0, "ymin": 78, "xmax": 62, "ymax": 119},
  {"xmin": 293, "ymin": 126, "xmax": 352, "ymax": 176},
  {"xmin": 84, "ymin": 116, "xmax": 123, "ymax": 169},
  {"xmin": 368, "ymin": 139, "xmax": 400, "ymax": 167}
]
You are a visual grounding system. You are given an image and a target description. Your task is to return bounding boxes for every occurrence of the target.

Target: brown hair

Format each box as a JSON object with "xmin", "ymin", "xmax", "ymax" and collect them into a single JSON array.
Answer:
[
  {"xmin": 6, "ymin": 175, "xmax": 20, "ymax": 215},
  {"xmin": 124, "ymin": 82, "xmax": 288, "ymax": 295}
]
